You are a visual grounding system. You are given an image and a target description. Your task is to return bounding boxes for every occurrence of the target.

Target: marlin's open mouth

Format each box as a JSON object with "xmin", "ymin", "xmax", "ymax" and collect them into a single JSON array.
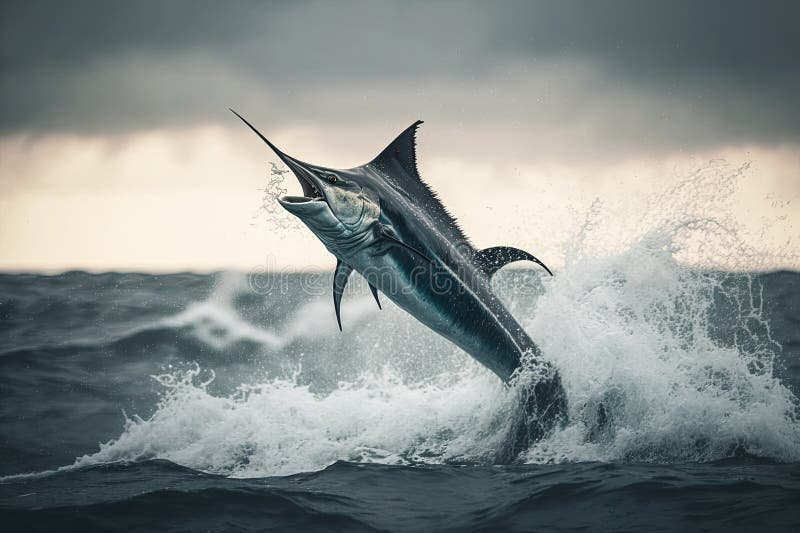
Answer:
[
  {"xmin": 281, "ymin": 195, "xmax": 326, "ymax": 203},
  {"xmin": 282, "ymin": 173, "xmax": 325, "ymax": 203}
]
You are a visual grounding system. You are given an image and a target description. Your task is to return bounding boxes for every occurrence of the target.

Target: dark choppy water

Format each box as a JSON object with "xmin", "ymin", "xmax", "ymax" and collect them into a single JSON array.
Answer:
[{"xmin": 1, "ymin": 260, "xmax": 799, "ymax": 531}]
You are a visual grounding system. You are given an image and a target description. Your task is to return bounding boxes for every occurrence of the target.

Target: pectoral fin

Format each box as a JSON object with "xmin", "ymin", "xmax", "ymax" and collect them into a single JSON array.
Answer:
[
  {"xmin": 333, "ymin": 259, "xmax": 354, "ymax": 331},
  {"xmin": 473, "ymin": 246, "xmax": 553, "ymax": 277},
  {"xmin": 368, "ymin": 282, "xmax": 382, "ymax": 309},
  {"xmin": 373, "ymin": 224, "xmax": 434, "ymax": 264}
]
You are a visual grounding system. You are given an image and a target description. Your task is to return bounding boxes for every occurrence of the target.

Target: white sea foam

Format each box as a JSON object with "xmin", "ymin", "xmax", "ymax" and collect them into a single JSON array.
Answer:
[{"xmin": 74, "ymin": 366, "xmax": 515, "ymax": 477}]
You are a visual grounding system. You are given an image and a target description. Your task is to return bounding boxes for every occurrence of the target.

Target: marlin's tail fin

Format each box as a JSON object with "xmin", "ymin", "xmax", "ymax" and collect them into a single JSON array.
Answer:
[{"xmin": 473, "ymin": 246, "xmax": 553, "ymax": 277}]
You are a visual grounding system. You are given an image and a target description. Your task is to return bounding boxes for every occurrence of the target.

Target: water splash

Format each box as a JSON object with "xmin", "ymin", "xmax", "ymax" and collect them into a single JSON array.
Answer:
[
  {"xmin": 74, "ymin": 364, "xmax": 515, "ymax": 477},
  {"xmin": 252, "ymin": 161, "xmax": 302, "ymax": 232},
  {"xmin": 523, "ymin": 232, "xmax": 799, "ymax": 464},
  {"xmin": 515, "ymin": 158, "xmax": 799, "ymax": 463}
]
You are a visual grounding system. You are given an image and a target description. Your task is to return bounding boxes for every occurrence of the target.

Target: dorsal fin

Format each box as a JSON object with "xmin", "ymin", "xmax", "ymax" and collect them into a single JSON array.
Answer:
[
  {"xmin": 367, "ymin": 121, "xmax": 474, "ymax": 253},
  {"xmin": 473, "ymin": 246, "xmax": 553, "ymax": 278},
  {"xmin": 369, "ymin": 120, "xmax": 424, "ymax": 181}
]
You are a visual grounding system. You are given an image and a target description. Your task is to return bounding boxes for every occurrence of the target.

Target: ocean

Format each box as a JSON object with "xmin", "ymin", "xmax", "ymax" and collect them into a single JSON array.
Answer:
[{"xmin": 1, "ymin": 248, "xmax": 799, "ymax": 530}]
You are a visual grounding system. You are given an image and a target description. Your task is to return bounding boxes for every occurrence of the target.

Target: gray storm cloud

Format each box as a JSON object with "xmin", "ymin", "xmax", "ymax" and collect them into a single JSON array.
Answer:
[{"xmin": 1, "ymin": 0, "xmax": 798, "ymax": 158}]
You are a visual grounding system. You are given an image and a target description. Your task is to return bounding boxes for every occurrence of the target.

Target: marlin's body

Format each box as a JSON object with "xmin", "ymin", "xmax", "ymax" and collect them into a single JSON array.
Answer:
[
  {"xmin": 233, "ymin": 112, "xmax": 566, "ymax": 444},
  {"xmin": 320, "ymin": 162, "xmax": 539, "ymax": 381}
]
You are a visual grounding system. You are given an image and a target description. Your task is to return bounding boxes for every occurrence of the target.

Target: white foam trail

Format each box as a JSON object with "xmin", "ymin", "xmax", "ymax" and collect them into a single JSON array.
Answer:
[
  {"xmin": 148, "ymin": 271, "xmax": 378, "ymax": 351},
  {"xmin": 161, "ymin": 302, "xmax": 283, "ymax": 349}
]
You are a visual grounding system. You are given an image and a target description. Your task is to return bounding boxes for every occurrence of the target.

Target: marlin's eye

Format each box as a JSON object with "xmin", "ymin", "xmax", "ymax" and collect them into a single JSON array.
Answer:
[{"xmin": 327, "ymin": 174, "xmax": 338, "ymax": 184}]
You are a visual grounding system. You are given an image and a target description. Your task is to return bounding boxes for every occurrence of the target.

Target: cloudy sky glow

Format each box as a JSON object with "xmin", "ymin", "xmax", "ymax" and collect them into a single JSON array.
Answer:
[{"xmin": 1, "ymin": 0, "xmax": 797, "ymax": 271}]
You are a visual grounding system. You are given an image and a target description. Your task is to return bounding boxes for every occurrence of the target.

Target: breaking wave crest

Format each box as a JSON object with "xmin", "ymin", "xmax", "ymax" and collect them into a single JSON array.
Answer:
[{"xmin": 75, "ymin": 367, "xmax": 516, "ymax": 477}]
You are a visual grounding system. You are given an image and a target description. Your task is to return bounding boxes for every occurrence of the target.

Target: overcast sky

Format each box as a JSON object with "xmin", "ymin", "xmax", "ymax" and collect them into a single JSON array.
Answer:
[{"xmin": 1, "ymin": 1, "xmax": 798, "ymax": 271}]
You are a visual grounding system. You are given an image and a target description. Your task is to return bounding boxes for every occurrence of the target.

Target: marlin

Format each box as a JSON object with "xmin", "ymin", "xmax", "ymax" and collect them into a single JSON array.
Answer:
[{"xmin": 233, "ymin": 111, "xmax": 567, "ymax": 444}]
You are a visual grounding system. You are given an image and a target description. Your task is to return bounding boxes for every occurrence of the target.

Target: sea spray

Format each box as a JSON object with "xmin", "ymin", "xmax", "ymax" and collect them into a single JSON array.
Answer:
[{"xmin": 517, "ymin": 158, "xmax": 799, "ymax": 463}]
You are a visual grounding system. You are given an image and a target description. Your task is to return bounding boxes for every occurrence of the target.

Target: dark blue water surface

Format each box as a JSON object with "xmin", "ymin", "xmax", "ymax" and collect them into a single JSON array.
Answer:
[{"xmin": 1, "ymin": 268, "xmax": 799, "ymax": 532}]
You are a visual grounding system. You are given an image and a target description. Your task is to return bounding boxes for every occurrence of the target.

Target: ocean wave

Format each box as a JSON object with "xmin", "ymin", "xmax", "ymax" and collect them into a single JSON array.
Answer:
[{"xmin": 57, "ymin": 227, "xmax": 799, "ymax": 477}]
